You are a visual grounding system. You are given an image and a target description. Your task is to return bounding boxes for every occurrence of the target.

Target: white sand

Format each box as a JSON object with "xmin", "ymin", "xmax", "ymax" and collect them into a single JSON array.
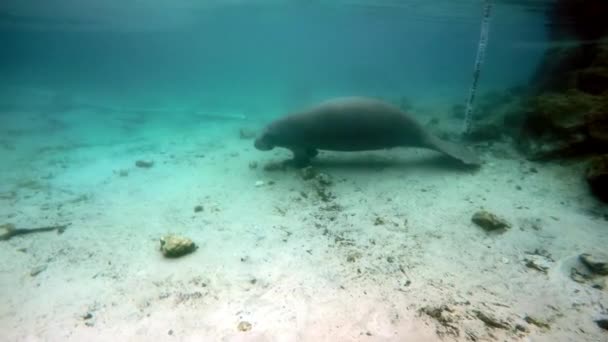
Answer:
[{"xmin": 1, "ymin": 106, "xmax": 607, "ymax": 342}]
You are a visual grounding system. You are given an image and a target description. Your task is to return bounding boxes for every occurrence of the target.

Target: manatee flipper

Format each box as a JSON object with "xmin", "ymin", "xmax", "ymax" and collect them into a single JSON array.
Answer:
[
  {"xmin": 426, "ymin": 136, "xmax": 481, "ymax": 166},
  {"xmin": 288, "ymin": 147, "xmax": 317, "ymax": 167}
]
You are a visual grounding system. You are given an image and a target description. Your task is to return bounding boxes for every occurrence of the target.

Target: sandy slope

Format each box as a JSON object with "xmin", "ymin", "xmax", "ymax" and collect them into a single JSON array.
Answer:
[{"xmin": 0, "ymin": 107, "xmax": 607, "ymax": 342}]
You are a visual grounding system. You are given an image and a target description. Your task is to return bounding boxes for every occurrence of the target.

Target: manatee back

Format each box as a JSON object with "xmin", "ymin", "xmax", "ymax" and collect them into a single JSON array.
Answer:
[{"xmin": 270, "ymin": 97, "xmax": 430, "ymax": 151}]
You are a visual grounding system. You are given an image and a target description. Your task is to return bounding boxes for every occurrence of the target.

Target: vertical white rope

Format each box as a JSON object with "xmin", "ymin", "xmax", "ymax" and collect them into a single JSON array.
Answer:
[{"xmin": 463, "ymin": 0, "xmax": 493, "ymax": 135}]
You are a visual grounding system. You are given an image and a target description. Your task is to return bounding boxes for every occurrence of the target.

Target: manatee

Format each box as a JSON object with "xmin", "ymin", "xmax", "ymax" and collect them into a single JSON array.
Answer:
[{"xmin": 254, "ymin": 97, "xmax": 480, "ymax": 167}]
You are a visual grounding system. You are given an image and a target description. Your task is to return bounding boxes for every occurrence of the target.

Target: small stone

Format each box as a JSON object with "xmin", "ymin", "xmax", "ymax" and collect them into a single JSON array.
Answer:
[
  {"xmin": 118, "ymin": 169, "xmax": 129, "ymax": 177},
  {"xmin": 159, "ymin": 235, "xmax": 197, "ymax": 258},
  {"xmin": 0, "ymin": 223, "xmax": 16, "ymax": 240},
  {"xmin": 248, "ymin": 161, "xmax": 258, "ymax": 169},
  {"xmin": 255, "ymin": 180, "xmax": 265, "ymax": 187},
  {"xmin": 596, "ymin": 319, "xmax": 608, "ymax": 330},
  {"xmin": 135, "ymin": 160, "xmax": 154, "ymax": 168},
  {"xmin": 194, "ymin": 205, "xmax": 204, "ymax": 213},
  {"xmin": 579, "ymin": 253, "xmax": 608, "ymax": 275},
  {"xmin": 30, "ymin": 264, "xmax": 47, "ymax": 277},
  {"xmin": 82, "ymin": 312, "xmax": 93, "ymax": 320},
  {"xmin": 471, "ymin": 210, "xmax": 511, "ymax": 231},
  {"xmin": 237, "ymin": 321, "xmax": 252, "ymax": 332},
  {"xmin": 374, "ymin": 217, "xmax": 385, "ymax": 225},
  {"xmin": 346, "ymin": 251, "xmax": 362, "ymax": 262}
]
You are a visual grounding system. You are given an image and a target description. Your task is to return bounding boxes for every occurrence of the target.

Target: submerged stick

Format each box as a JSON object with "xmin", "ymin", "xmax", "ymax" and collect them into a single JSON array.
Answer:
[
  {"xmin": 463, "ymin": 0, "xmax": 493, "ymax": 135},
  {"xmin": 0, "ymin": 223, "xmax": 69, "ymax": 241}
]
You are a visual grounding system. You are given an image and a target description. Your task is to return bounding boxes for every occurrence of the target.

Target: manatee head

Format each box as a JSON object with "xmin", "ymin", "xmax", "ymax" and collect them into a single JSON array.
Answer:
[{"xmin": 254, "ymin": 130, "xmax": 276, "ymax": 151}]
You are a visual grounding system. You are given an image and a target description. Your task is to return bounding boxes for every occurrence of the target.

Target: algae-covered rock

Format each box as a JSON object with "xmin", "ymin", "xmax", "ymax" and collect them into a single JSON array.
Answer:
[
  {"xmin": 0, "ymin": 223, "xmax": 16, "ymax": 240},
  {"xmin": 519, "ymin": 89, "xmax": 608, "ymax": 159},
  {"xmin": 159, "ymin": 234, "xmax": 196, "ymax": 258},
  {"xmin": 580, "ymin": 252, "xmax": 608, "ymax": 275},
  {"xmin": 586, "ymin": 155, "xmax": 608, "ymax": 202},
  {"xmin": 471, "ymin": 210, "xmax": 511, "ymax": 232}
]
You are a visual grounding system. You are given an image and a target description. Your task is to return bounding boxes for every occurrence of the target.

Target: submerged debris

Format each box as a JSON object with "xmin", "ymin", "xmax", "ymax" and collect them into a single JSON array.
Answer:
[
  {"xmin": 471, "ymin": 210, "xmax": 511, "ymax": 232},
  {"xmin": 159, "ymin": 234, "xmax": 197, "ymax": 258},
  {"xmin": 524, "ymin": 315, "xmax": 551, "ymax": 330},
  {"xmin": 0, "ymin": 223, "xmax": 69, "ymax": 241}
]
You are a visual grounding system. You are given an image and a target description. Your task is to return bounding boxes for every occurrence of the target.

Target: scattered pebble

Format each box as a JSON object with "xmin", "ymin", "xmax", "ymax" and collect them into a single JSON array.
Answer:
[
  {"xmin": 159, "ymin": 235, "xmax": 197, "ymax": 258},
  {"xmin": 135, "ymin": 160, "xmax": 154, "ymax": 168},
  {"xmin": 194, "ymin": 205, "xmax": 204, "ymax": 213},
  {"xmin": 237, "ymin": 321, "xmax": 252, "ymax": 332}
]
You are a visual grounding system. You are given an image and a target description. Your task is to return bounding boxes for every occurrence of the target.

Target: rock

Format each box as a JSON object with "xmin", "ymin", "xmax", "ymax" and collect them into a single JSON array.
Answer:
[
  {"xmin": 193, "ymin": 205, "xmax": 204, "ymax": 213},
  {"xmin": 596, "ymin": 318, "xmax": 608, "ymax": 330},
  {"xmin": 237, "ymin": 321, "xmax": 252, "ymax": 332},
  {"xmin": 255, "ymin": 180, "xmax": 265, "ymax": 187},
  {"xmin": 0, "ymin": 223, "xmax": 16, "ymax": 240},
  {"xmin": 135, "ymin": 160, "xmax": 154, "ymax": 168},
  {"xmin": 159, "ymin": 235, "xmax": 196, "ymax": 258},
  {"xmin": 471, "ymin": 210, "xmax": 511, "ymax": 231},
  {"xmin": 586, "ymin": 155, "xmax": 608, "ymax": 202},
  {"xmin": 248, "ymin": 161, "xmax": 258, "ymax": 169},
  {"xmin": 580, "ymin": 252, "xmax": 608, "ymax": 275}
]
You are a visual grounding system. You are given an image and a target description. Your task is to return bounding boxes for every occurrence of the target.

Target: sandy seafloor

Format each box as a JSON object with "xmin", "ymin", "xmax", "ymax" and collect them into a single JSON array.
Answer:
[{"xmin": 1, "ymin": 98, "xmax": 607, "ymax": 342}]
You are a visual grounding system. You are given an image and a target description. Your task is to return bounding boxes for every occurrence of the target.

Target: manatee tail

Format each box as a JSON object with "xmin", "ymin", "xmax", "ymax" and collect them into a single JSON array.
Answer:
[{"xmin": 427, "ymin": 135, "xmax": 481, "ymax": 166}]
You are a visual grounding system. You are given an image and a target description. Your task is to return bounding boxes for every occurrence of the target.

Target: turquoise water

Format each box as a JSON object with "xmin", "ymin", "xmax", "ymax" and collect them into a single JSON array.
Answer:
[
  {"xmin": 2, "ymin": 1, "xmax": 608, "ymax": 341},
  {"xmin": 1, "ymin": 1, "xmax": 545, "ymax": 116}
]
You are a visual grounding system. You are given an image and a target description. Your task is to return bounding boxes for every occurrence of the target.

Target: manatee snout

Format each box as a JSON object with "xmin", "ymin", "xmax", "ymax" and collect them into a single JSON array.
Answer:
[{"xmin": 254, "ymin": 133, "xmax": 275, "ymax": 151}]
